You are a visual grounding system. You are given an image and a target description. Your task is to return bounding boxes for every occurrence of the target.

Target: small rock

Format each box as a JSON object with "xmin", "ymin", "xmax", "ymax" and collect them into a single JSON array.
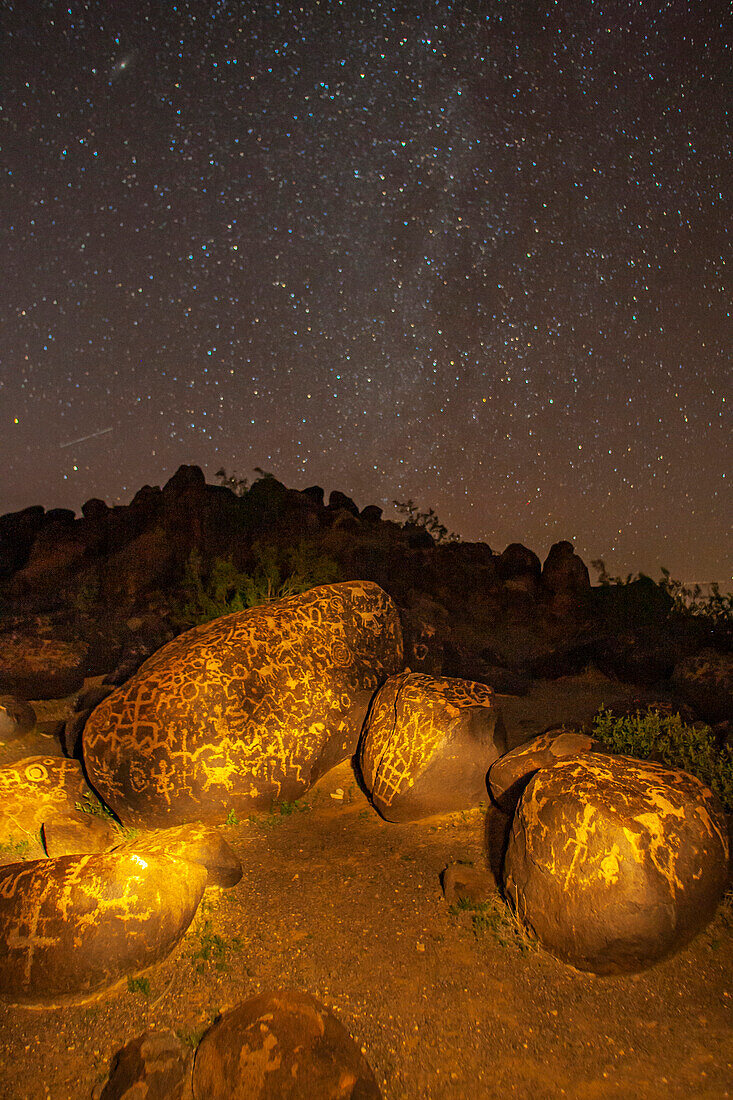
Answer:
[
  {"xmin": 488, "ymin": 728, "xmax": 600, "ymax": 812},
  {"xmin": 441, "ymin": 862, "xmax": 494, "ymax": 908},
  {"xmin": 42, "ymin": 810, "xmax": 118, "ymax": 857}
]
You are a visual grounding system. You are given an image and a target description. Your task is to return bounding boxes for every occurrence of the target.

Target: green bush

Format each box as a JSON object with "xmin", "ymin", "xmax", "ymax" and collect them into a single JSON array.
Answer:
[
  {"xmin": 175, "ymin": 541, "xmax": 340, "ymax": 627},
  {"xmin": 591, "ymin": 708, "xmax": 733, "ymax": 812}
]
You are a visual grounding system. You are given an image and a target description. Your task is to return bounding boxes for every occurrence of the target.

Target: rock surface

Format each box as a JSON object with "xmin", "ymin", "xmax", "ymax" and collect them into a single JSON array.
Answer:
[
  {"xmin": 0, "ymin": 851, "xmax": 207, "ymax": 1005},
  {"xmin": 84, "ymin": 581, "xmax": 403, "ymax": 827},
  {"xmin": 0, "ymin": 755, "xmax": 93, "ymax": 850},
  {"xmin": 672, "ymin": 649, "xmax": 733, "ymax": 723},
  {"xmin": 0, "ymin": 696, "xmax": 36, "ymax": 742},
  {"xmin": 488, "ymin": 728, "xmax": 600, "ymax": 812},
  {"xmin": 192, "ymin": 990, "xmax": 382, "ymax": 1099},
  {"xmin": 95, "ymin": 1029, "xmax": 193, "ymax": 1100},
  {"xmin": 503, "ymin": 753, "xmax": 730, "ymax": 974},
  {"xmin": 112, "ymin": 823, "xmax": 243, "ymax": 888},
  {"xmin": 360, "ymin": 672, "xmax": 507, "ymax": 822}
]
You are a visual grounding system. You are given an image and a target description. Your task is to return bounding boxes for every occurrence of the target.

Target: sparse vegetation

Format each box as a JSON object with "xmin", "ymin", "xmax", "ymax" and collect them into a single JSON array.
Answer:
[
  {"xmin": 176, "ymin": 1023, "xmax": 210, "ymax": 1050},
  {"xmin": 174, "ymin": 541, "xmax": 340, "ymax": 627},
  {"xmin": 225, "ymin": 809, "xmax": 239, "ymax": 827},
  {"xmin": 271, "ymin": 798, "xmax": 310, "ymax": 817},
  {"xmin": 0, "ymin": 837, "xmax": 31, "ymax": 860},
  {"xmin": 449, "ymin": 893, "xmax": 536, "ymax": 952},
  {"xmin": 126, "ymin": 976, "xmax": 151, "ymax": 997},
  {"xmin": 590, "ymin": 708, "xmax": 733, "ymax": 811},
  {"xmin": 190, "ymin": 917, "xmax": 242, "ymax": 973},
  {"xmin": 75, "ymin": 794, "xmax": 117, "ymax": 820},
  {"xmin": 392, "ymin": 499, "xmax": 460, "ymax": 543}
]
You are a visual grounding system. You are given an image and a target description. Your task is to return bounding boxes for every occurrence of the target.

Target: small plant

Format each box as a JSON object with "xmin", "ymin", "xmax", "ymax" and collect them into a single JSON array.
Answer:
[
  {"xmin": 449, "ymin": 893, "xmax": 535, "ymax": 952},
  {"xmin": 393, "ymin": 499, "xmax": 460, "ymax": 543},
  {"xmin": 271, "ymin": 799, "xmax": 310, "ymax": 817},
  {"xmin": 127, "ymin": 976, "xmax": 151, "ymax": 997},
  {"xmin": 76, "ymin": 794, "xmax": 117, "ymax": 821},
  {"xmin": 176, "ymin": 1024, "xmax": 210, "ymax": 1050},
  {"xmin": 0, "ymin": 837, "xmax": 30, "ymax": 860},
  {"xmin": 225, "ymin": 809, "xmax": 239, "ymax": 827},
  {"xmin": 190, "ymin": 918, "xmax": 242, "ymax": 973},
  {"xmin": 591, "ymin": 708, "xmax": 733, "ymax": 812}
]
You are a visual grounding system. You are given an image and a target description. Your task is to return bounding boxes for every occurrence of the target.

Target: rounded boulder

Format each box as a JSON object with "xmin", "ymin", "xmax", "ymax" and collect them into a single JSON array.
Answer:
[
  {"xmin": 192, "ymin": 990, "xmax": 381, "ymax": 1099},
  {"xmin": 503, "ymin": 753, "xmax": 729, "ymax": 973},
  {"xmin": 0, "ymin": 851, "xmax": 207, "ymax": 1005},
  {"xmin": 83, "ymin": 582, "xmax": 403, "ymax": 827},
  {"xmin": 360, "ymin": 672, "xmax": 507, "ymax": 821}
]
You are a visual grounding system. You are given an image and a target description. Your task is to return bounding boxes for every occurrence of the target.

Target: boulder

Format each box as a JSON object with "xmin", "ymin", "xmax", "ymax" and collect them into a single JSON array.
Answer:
[
  {"xmin": 488, "ymin": 728, "xmax": 600, "ymax": 812},
  {"xmin": 360, "ymin": 504, "xmax": 383, "ymax": 524},
  {"xmin": 360, "ymin": 672, "xmax": 507, "ymax": 822},
  {"xmin": 0, "ymin": 505, "xmax": 46, "ymax": 577},
  {"xmin": 496, "ymin": 543, "xmax": 541, "ymax": 582},
  {"xmin": 112, "ymin": 823, "xmax": 242, "ymax": 888},
  {"xmin": 328, "ymin": 490, "xmax": 360, "ymax": 517},
  {"xmin": 42, "ymin": 811, "xmax": 118, "ymax": 858},
  {"xmin": 672, "ymin": 649, "xmax": 733, "ymax": 724},
  {"xmin": 503, "ymin": 754, "xmax": 730, "ymax": 973},
  {"xmin": 0, "ymin": 852, "xmax": 207, "ymax": 1005},
  {"xmin": 95, "ymin": 1029, "xmax": 192, "ymax": 1100},
  {"xmin": 192, "ymin": 990, "xmax": 381, "ymax": 1100},
  {"xmin": 541, "ymin": 541, "xmax": 590, "ymax": 596},
  {"xmin": 84, "ymin": 581, "xmax": 403, "ymax": 827},
  {"xmin": 0, "ymin": 756, "xmax": 94, "ymax": 850},
  {"xmin": 441, "ymin": 862, "xmax": 495, "ymax": 908},
  {"xmin": 0, "ymin": 696, "xmax": 36, "ymax": 742}
]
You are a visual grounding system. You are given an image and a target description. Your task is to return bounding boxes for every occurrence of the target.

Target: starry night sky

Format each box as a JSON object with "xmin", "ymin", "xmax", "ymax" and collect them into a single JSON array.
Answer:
[{"xmin": 2, "ymin": 1, "xmax": 730, "ymax": 584}]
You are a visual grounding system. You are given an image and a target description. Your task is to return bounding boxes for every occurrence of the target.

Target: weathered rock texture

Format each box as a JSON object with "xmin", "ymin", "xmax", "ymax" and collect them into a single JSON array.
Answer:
[
  {"xmin": 488, "ymin": 728, "xmax": 600, "ymax": 812},
  {"xmin": 360, "ymin": 672, "xmax": 506, "ymax": 821},
  {"xmin": 192, "ymin": 990, "xmax": 382, "ymax": 1099},
  {"xmin": 95, "ymin": 1029, "xmax": 193, "ymax": 1100},
  {"xmin": 0, "ymin": 756, "xmax": 92, "ymax": 850},
  {"xmin": 0, "ymin": 852, "xmax": 207, "ymax": 1005},
  {"xmin": 503, "ymin": 754, "xmax": 729, "ymax": 974},
  {"xmin": 84, "ymin": 581, "xmax": 403, "ymax": 827},
  {"xmin": 111, "ymin": 823, "xmax": 242, "ymax": 888}
]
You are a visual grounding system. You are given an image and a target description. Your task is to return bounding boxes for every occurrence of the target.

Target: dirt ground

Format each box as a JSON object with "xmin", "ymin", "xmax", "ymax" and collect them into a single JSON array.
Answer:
[{"xmin": 0, "ymin": 677, "xmax": 731, "ymax": 1100}]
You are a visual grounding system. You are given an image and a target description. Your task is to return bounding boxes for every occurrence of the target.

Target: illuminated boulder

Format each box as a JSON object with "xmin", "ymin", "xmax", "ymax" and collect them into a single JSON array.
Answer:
[
  {"xmin": 0, "ymin": 851, "xmax": 206, "ymax": 1005},
  {"xmin": 83, "ymin": 581, "xmax": 403, "ymax": 827},
  {"xmin": 0, "ymin": 756, "xmax": 95, "ymax": 859},
  {"xmin": 502, "ymin": 754, "xmax": 729, "ymax": 974},
  {"xmin": 192, "ymin": 990, "xmax": 382, "ymax": 1100},
  {"xmin": 359, "ymin": 672, "xmax": 507, "ymax": 822},
  {"xmin": 488, "ymin": 728, "xmax": 600, "ymax": 812},
  {"xmin": 111, "ymin": 822, "xmax": 242, "ymax": 888}
]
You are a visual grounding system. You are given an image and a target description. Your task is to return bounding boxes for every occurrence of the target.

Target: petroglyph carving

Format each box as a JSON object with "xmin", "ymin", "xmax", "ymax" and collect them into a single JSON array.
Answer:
[
  {"xmin": 0, "ymin": 852, "xmax": 207, "ymax": 1005},
  {"xmin": 360, "ymin": 672, "xmax": 507, "ymax": 821},
  {"xmin": 84, "ymin": 582, "xmax": 403, "ymax": 827},
  {"xmin": 503, "ymin": 753, "xmax": 730, "ymax": 973}
]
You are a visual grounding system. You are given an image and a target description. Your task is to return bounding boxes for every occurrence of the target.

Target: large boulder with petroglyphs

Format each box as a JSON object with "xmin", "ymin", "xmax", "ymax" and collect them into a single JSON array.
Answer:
[
  {"xmin": 83, "ymin": 581, "xmax": 403, "ymax": 827},
  {"xmin": 359, "ymin": 672, "xmax": 507, "ymax": 821},
  {"xmin": 0, "ymin": 852, "xmax": 207, "ymax": 1005},
  {"xmin": 502, "ymin": 754, "xmax": 729, "ymax": 974}
]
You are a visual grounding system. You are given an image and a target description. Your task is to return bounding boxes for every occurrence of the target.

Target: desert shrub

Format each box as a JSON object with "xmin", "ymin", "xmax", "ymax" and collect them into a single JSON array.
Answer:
[
  {"xmin": 591, "ymin": 708, "xmax": 733, "ymax": 812},
  {"xmin": 393, "ymin": 499, "xmax": 460, "ymax": 543},
  {"xmin": 591, "ymin": 561, "xmax": 731, "ymax": 644},
  {"xmin": 175, "ymin": 541, "xmax": 340, "ymax": 626}
]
